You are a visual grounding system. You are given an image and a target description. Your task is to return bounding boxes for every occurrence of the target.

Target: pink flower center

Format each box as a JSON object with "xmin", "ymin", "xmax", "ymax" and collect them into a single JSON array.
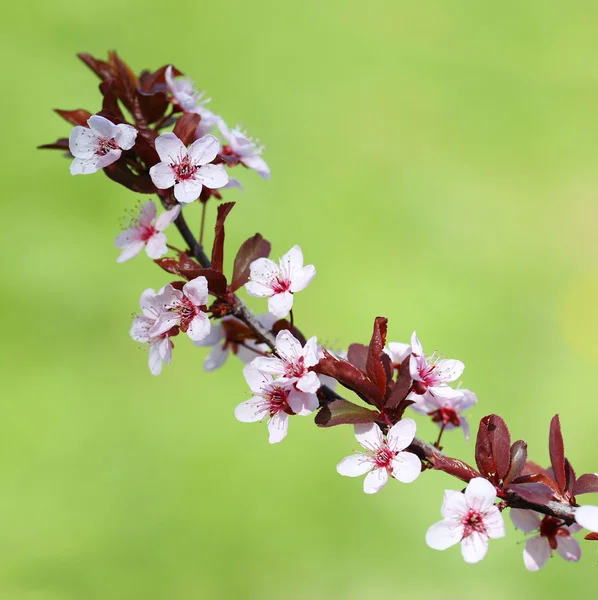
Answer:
[
  {"xmin": 140, "ymin": 224, "xmax": 157, "ymax": 242},
  {"xmin": 430, "ymin": 407, "xmax": 460, "ymax": 427},
  {"xmin": 265, "ymin": 386, "xmax": 291, "ymax": 416},
  {"xmin": 462, "ymin": 510, "xmax": 487, "ymax": 538},
  {"xmin": 540, "ymin": 516, "xmax": 569, "ymax": 550},
  {"xmin": 373, "ymin": 443, "xmax": 396, "ymax": 469},
  {"xmin": 283, "ymin": 355, "xmax": 306, "ymax": 378},
  {"xmin": 271, "ymin": 276, "xmax": 291, "ymax": 294},
  {"xmin": 174, "ymin": 296, "xmax": 200, "ymax": 332},
  {"xmin": 96, "ymin": 136, "xmax": 120, "ymax": 156},
  {"xmin": 172, "ymin": 156, "xmax": 198, "ymax": 182}
]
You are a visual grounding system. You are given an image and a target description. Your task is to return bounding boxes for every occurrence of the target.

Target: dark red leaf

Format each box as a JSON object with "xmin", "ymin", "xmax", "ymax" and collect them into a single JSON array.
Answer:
[
  {"xmin": 99, "ymin": 80, "xmax": 126, "ymax": 122},
  {"xmin": 38, "ymin": 138, "xmax": 70, "ymax": 151},
  {"xmin": 388, "ymin": 398, "xmax": 415, "ymax": 423},
  {"xmin": 315, "ymin": 399, "xmax": 380, "ymax": 427},
  {"xmin": 103, "ymin": 163, "xmax": 156, "ymax": 193},
  {"xmin": 135, "ymin": 88, "xmax": 169, "ymax": 124},
  {"xmin": 584, "ymin": 533, "xmax": 598, "ymax": 541},
  {"xmin": 211, "ymin": 202, "xmax": 235, "ymax": 273},
  {"xmin": 196, "ymin": 268, "xmax": 228, "ymax": 296},
  {"xmin": 108, "ymin": 51, "xmax": 138, "ymax": 111},
  {"xmin": 488, "ymin": 415, "xmax": 511, "ymax": 482},
  {"xmin": 54, "ymin": 109, "xmax": 92, "ymax": 127},
  {"xmin": 565, "ymin": 459, "xmax": 577, "ymax": 497},
  {"xmin": 433, "ymin": 455, "xmax": 480, "ymax": 484},
  {"xmin": 385, "ymin": 356, "xmax": 412, "ymax": 410},
  {"xmin": 78, "ymin": 53, "xmax": 111, "ymax": 79},
  {"xmin": 575, "ymin": 473, "xmax": 598, "ymax": 496},
  {"xmin": 154, "ymin": 250, "xmax": 201, "ymax": 280},
  {"xmin": 139, "ymin": 65, "xmax": 178, "ymax": 91},
  {"xmin": 366, "ymin": 317, "xmax": 389, "ymax": 397},
  {"xmin": 549, "ymin": 414, "xmax": 567, "ymax": 495},
  {"xmin": 347, "ymin": 344, "xmax": 368, "ymax": 372},
  {"xmin": 508, "ymin": 482, "xmax": 555, "ymax": 505},
  {"xmin": 475, "ymin": 416, "xmax": 496, "ymax": 482},
  {"xmin": 230, "ymin": 233, "xmax": 271, "ymax": 292},
  {"xmin": 504, "ymin": 440, "xmax": 527, "ymax": 485},
  {"xmin": 173, "ymin": 113, "xmax": 202, "ymax": 146},
  {"xmin": 522, "ymin": 461, "xmax": 551, "ymax": 477}
]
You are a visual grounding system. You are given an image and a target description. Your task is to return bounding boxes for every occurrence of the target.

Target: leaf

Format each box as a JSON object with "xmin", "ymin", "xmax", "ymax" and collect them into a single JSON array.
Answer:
[
  {"xmin": 575, "ymin": 473, "xmax": 598, "ymax": 496},
  {"xmin": 475, "ymin": 414, "xmax": 511, "ymax": 483},
  {"xmin": 108, "ymin": 51, "xmax": 138, "ymax": 111},
  {"xmin": 347, "ymin": 343, "xmax": 368, "ymax": 372},
  {"xmin": 511, "ymin": 473, "xmax": 560, "ymax": 494},
  {"xmin": 230, "ymin": 234, "xmax": 271, "ymax": 292},
  {"xmin": 385, "ymin": 356, "xmax": 412, "ymax": 410},
  {"xmin": 154, "ymin": 250, "xmax": 201, "ymax": 280},
  {"xmin": 99, "ymin": 80, "xmax": 126, "ymax": 122},
  {"xmin": 38, "ymin": 138, "xmax": 70, "ymax": 151},
  {"xmin": 508, "ymin": 482, "xmax": 555, "ymax": 505},
  {"xmin": 315, "ymin": 399, "xmax": 380, "ymax": 428},
  {"xmin": 433, "ymin": 455, "xmax": 480, "ymax": 484},
  {"xmin": 584, "ymin": 533, "xmax": 598, "ymax": 541},
  {"xmin": 103, "ymin": 163, "xmax": 156, "ymax": 194},
  {"xmin": 78, "ymin": 53, "xmax": 111, "ymax": 79},
  {"xmin": 135, "ymin": 88, "xmax": 169, "ymax": 125},
  {"xmin": 196, "ymin": 268, "xmax": 228, "ymax": 296},
  {"xmin": 366, "ymin": 317, "xmax": 389, "ymax": 397},
  {"xmin": 504, "ymin": 440, "xmax": 527, "ymax": 485},
  {"xmin": 475, "ymin": 416, "xmax": 496, "ymax": 482},
  {"xmin": 565, "ymin": 459, "xmax": 577, "ymax": 497},
  {"xmin": 211, "ymin": 202, "xmax": 235, "ymax": 273},
  {"xmin": 549, "ymin": 414, "xmax": 567, "ymax": 495},
  {"xmin": 173, "ymin": 113, "xmax": 202, "ymax": 146},
  {"xmin": 54, "ymin": 109, "xmax": 92, "ymax": 127}
]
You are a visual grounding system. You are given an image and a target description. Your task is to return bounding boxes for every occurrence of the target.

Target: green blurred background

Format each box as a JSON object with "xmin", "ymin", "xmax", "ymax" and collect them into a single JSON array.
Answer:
[{"xmin": 3, "ymin": 0, "xmax": 598, "ymax": 598}]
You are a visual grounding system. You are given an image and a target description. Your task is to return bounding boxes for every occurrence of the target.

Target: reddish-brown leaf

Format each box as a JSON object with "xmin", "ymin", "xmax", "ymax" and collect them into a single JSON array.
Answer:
[
  {"xmin": 78, "ymin": 53, "xmax": 111, "ymax": 79},
  {"xmin": 103, "ymin": 163, "xmax": 156, "ymax": 194},
  {"xmin": 99, "ymin": 80, "xmax": 126, "ymax": 122},
  {"xmin": 108, "ymin": 51, "xmax": 138, "ymax": 111},
  {"xmin": 211, "ymin": 202, "xmax": 235, "ymax": 273},
  {"xmin": 488, "ymin": 415, "xmax": 511, "ymax": 482},
  {"xmin": 575, "ymin": 473, "xmax": 598, "ymax": 496},
  {"xmin": 585, "ymin": 533, "xmax": 598, "ymax": 541},
  {"xmin": 508, "ymin": 482, "xmax": 555, "ymax": 505},
  {"xmin": 196, "ymin": 268, "xmax": 228, "ymax": 296},
  {"xmin": 475, "ymin": 416, "xmax": 496, "ymax": 482},
  {"xmin": 54, "ymin": 109, "xmax": 92, "ymax": 127},
  {"xmin": 433, "ymin": 455, "xmax": 480, "ymax": 483},
  {"xmin": 504, "ymin": 440, "xmax": 527, "ymax": 485},
  {"xmin": 347, "ymin": 344, "xmax": 368, "ymax": 372},
  {"xmin": 385, "ymin": 356, "xmax": 412, "ymax": 410},
  {"xmin": 38, "ymin": 138, "xmax": 70, "ymax": 151},
  {"xmin": 511, "ymin": 473, "xmax": 560, "ymax": 494},
  {"xmin": 173, "ymin": 113, "xmax": 202, "ymax": 146},
  {"xmin": 315, "ymin": 399, "xmax": 380, "ymax": 427},
  {"xmin": 230, "ymin": 233, "xmax": 271, "ymax": 292},
  {"xmin": 154, "ymin": 250, "xmax": 202, "ymax": 280},
  {"xmin": 135, "ymin": 88, "xmax": 169, "ymax": 125},
  {"xmin": 366, "ymin": 317, "xmax": 389, "ymax": 397},
  {"xmin": 549, "ymin": 414, "xmax": 567, "ymax": 495}
]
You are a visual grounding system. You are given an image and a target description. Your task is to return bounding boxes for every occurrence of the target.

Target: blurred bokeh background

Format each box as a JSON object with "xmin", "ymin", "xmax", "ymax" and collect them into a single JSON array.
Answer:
[{"xmin": 2, "ymin": 0, "xmax": 598, "ymax": 598}]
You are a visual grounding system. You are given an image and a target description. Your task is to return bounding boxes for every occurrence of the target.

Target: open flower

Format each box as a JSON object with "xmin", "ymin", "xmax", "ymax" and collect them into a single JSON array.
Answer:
[
  {"xmin": 149, "ymin": 277, "xmax": 210, "ymax": 342},
  {"xmin": 115, "ymin": 201, "xmax": 180, "ymax": 263},
  {"xmin": 384, "ymin": 341, "xmax": 412, "ymax": 368},
  {"xmin": 426, "ymin": 477, "xmax": 505, "ymax": 563},
  {"xmin": 250, "ymin": 330, "xmax": 321, "ymax": 393},
  {"xmin": 410, "ymin": 387, "xmax": 477, "ymax": 441},
  {"xmin": 149, "ymin": 132, "xmax": 228, "ymax": 204},
  {"xmin": 235, "ymin": 364, "xmax": 319, "ymax": 443},
  {"xmin": 510, "ymin": 509, "xmax": 581, "ymax": 570},
  {"xmin": 337, "ymin": 420, "xmax": 421, "ymax": 494},
  {"xmin": 130, "ymin": 288, "xmax": 175, "ymax": 376},
  {"xmin": 245, "ymin": 245, "xmax": 316, "ymax": 318},
  {"xmin": 69, "ymin": 115, "xmax": 137, "ymax": 175},
  {"xmin": 409, "ymin": 331, "xmax": 464, "ymax": 394},
  {"xmin": 575, "ymin": 505, "xmax": 598, "ymax": 532},
  {"xmin": 219, "ymin": 122, "xmax": 270, "ymax": 179}
]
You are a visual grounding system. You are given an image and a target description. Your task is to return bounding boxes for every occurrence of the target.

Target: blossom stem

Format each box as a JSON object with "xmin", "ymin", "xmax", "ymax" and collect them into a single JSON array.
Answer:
[
  {"xmin": 434, "ymin": 422, "xmax": 447, "ymax": 450},
  {"xmin": 199, "ymin": 200, "xmax": 207, "ymax": 246}
]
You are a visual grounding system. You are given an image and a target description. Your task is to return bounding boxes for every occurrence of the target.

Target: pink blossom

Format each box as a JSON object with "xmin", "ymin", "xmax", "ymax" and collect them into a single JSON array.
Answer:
[
  {"xmin": 409, "ymin": 331, "xmax": 464, "ymax": 394},
  {"xmin": 510, "ymin": 509, "xmax": 581, "ymax": 571},
  {"xmin": 219, "ymin": 122, "xmax": 270, "ymax": 179},
  {"xmin": 426, "ymin": 477, "xmax": 505, "ymax": 563},
  {"xmin": 235, "ymin": 364, "xmax": 319, "ymax": 444},
  {"xmin": 336, "ymin": 420, "xmax": 421, "ymax": 494},
  {"xmin": 410, "ymin": 387, "xmax": 478, "ymax": 441},
  {"xmin": 114, "ymin": 201, "xmax": 180, "ymax": 263},
  {"xmin": 384, "ymin": 341, "xmax": 411, "ymax": 367},
  {"xmin": 245, "ymin": 245, "xmax": 316, "ymax": 318},
  {"xmin": 250, "ymin": 330, "xmax": 321, "ymax": 393},
  {"xmin": 575, "ymin": 505, "xmax": 598, "ymax": 532},
  {"xmin": 69, "ymin": 115, "xmax": 137, "ymax": 175},
  {"xmin": 130, "ymin": 288, "xmax": 174, "ymax": 376},
  {"xmin": 149, "ymin": 277, "xmax": 210, "ymax": 342},
  {"xmin": 149, "ymin": 133, "xmax": 228, "ymax": 204}
]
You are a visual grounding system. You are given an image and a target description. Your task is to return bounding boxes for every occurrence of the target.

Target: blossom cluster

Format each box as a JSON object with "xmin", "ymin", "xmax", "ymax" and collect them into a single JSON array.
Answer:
[{"xmin": 42, "ymin": 52, "xmax": 598, "ymax": 572}]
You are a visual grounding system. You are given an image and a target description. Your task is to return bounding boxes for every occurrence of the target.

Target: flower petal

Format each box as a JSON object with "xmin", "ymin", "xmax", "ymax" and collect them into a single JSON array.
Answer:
[
  {"xmin": 267, "ymin": 291, "xmax": 294, "ymax": 318},
  {"xmin": 267, "ymin": 412, "xmax": 288, "ymax": 444},
  {"xmin": 197, "ymin": 163, "xmax": 229, "ymax": 189},
  {"xmin": 95, "ymin": 149, "xmax": 122, "ymax": 170},
  {"xmin": 88, "ymin": 115, "xmax": 117, "ymax": 138},
  {"xmin": 464, "ymin": 477, "xmax": 497, "ymax": 512},
  {"xmin": 391, "ymin": 451, "xmax": 421, "ymax": 483},
  {"xmin": 114, "ymin": 123, "xmax": 138, "ymax": 150},
  {"xmin": 187, "ymin": 313, "xmax": 210, "ymax": 342},
  {"xmin": 148, "ymin": 343, "xmax": 164, "ymax": 376},
  {"xmin": 174, "ymin": 178, "xmax": 203, "ymax": 203},
  {"xmin": 354, "ymin": 422, "xmax": 383, "ymax": 452},
  {"xmin": 68, "ymin": 126, "xmax": 97, "ymax": 157},
  {"xmin": 426, "ymin": 519, "xmax": 464, "ymax": 550},
  {"xmin": 243, "ymin": 363, "xmax": 275, "ymax": 393},
  {"xmin": 117, "ymin": 240, "xmax": 145, "ymax": 263},
  {"xmin": 70, "ymin": 156, "xmax": 100, "ymax": 175},
  {"xmin": 387, "ymin": 418, "xmax": 417, "ymax": 451},
  {"xmin": 363, "ymin": 467, "xmax": 388, "ymax": 494},
  {"xmin": 441, "ymin": 490, "xmax": 468, "ymax": 519},
  {"xmin": 155, "ymin": 204, "xmax": 181, "ymax": 231},
  {"xmin": 242, "ymin": 154, "xmax": 270, "ymax": 179},
  {"xmin": 523, "ymin": 536, "xmax": 551, "ymax": 571},
  {"xmin": 484, "ymin": 506, "xmax": 506, "ymax": 539},
  {"xmin": 235, "ymin": 399, "xmax": 268, "ymax": 423},
  {"xmin": 204, "ymin": 344, "xmax": 229, "ymax": 371},
  {"xmin": 510, "ymin": 509, "xmax": 542, "ymax": 534},
  {"xmin": 183, "ymin": 276, "xmax": 208, "ymax": 307},
  {"xmin": 149, "ymin": 162, "xmax": 176, "ymax": 190},
  {"xmin": 296, "ymin": 371, "xmax": 321, "ymax": 394},
  {"xmin": 290, "ymin": 265, "xmax": 316, "ymax": 293},
  {"xmin": 555, "ymin": 535, "xmax": 581, "ymax": 563},
  {"xmin": 188, "ymin": 134, "xmax": 220, "ymax": 164},
  {"xmin": 336, "ymin": 454, "xmax": 374, "ymax": 477},
  {"xmin": 145, "ymin": 233, "xmax": 168, "ymax": 259},
  {"xmin": 155, "ymin": 132, "xmax": 187, "ymax": 163},
  {"xmin": 245, "ymin": 281, "xmax": 274, "ymax": 298},
  {"xmin": 575, "ymin": 505, "xmax": 598, "ymax": 532},
  {"xmin": 461, "ymin": 531, "xmax": 489, "ymax": 564}
]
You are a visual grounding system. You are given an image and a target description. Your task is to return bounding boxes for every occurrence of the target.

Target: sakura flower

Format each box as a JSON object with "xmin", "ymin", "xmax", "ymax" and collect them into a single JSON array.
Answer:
[
  {"xmin": 510, "ymin": 509, "xmax": 581, "ymax": 571},
  {"xmin": 149, "ymin": 132, "xmax": 228, "ymax": 204},
  {"xmin": 115, "ymin": 200, "xmax": 180, "ymax": 263},
  {"xmin": 336, "ymin": 420, "xmax": 421, "ymax": 494},
  {"xmin": 235, "ymin": 364, "xmax": 319, "ymax": 444},
  {"xmin": 410, "ymin": 387, "xmax": 478, "ymax": 441},
  {"xmin": 575, "ymin": 505, "xmax": 598, "ymax": 532},
  {"xmin": 384, "ymin": 341, "xmax": 411, "ymax": 369},
  {"xmin": 130, "ymin": 288, "xmax": 175, "ymax": 376},
  {"xmin": 426, "ymin": 477, "xmax": 505, "ymax": 564},
  {"xmin": 219, "ymin": 121, "xmax": 270, "ymax": 179},
  {"xmin": 69, "ymin": 115, "xmax": 137, "ymax": 175},
  {"xmin": 409, "ymin": 331, "xmax": 464, "ymax": 395},
  {"xmin": 149, "ymin": 277, "xmax": 210, "ymax": 342},
  {"xmin": 245, "ymin": 245, "xmax": 316, "ymax": 318},
  {"xmin": 250, "ymin": 330, "xmax": 321, "ymax": 393},
  {"xmin": 193, "ymin": 313, "xmax": 276, "ymax": 371}
]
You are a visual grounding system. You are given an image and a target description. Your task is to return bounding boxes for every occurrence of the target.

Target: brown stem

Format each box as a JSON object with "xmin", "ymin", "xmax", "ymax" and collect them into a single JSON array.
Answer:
[{"xmin": 199, "ymin": 200, "xmax": 207, "ymax": 246}]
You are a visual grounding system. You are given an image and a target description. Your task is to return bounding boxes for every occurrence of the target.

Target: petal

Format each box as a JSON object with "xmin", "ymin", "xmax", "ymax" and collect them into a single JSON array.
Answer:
[
  {"xmin": 193, "ymin": 322, "xmax": 224, "ymax": 347},
  {"xmin": 114, "ymin": 124, "xmax": 138, "ymax": 150},
  {"xmin": 385, "ymin": 342, "xmax": 412, "ymax": 365},
  {"xmin": 435, "ymin": 358, "xmax": 465, "ymax": 383},
  {"xmin": 555, "ymin": 535, "xmax": 581, "ymax": 563},
  {"xmin": 354, "ymin": 422, "xmax": 383, "ymax": 452},
  {"xmin": 68, "ymin": 126, "xmax": 97, "ymax": 157},
  {"xmin": 148, "ymin": 343, "xmax": 164, "ymax": 376},
  {"xmin": 391, "ymin": 451, "xmax": 421, "ymax": 483},
  {"xmin": 426, "ymin": 520, "xmax": 464, "ymax": 551},
  {"xmin": 280, "ymin": 245, "xmax": 304, "ymax": 275},
  {"xmin": 139, "ymin": 201, "xmax": 157, "ymax": 227},
  {"xmin": 387, "ymin": 418, "xmax": 417, "ymax": 451},
  {"xmin": 174, "ymin": 179, "xmax": 203, "ymax": 203},
  {"xmin": 117, "ymin": 240, "xmax": 145, "ymax": 263},
  {"xmin": 523, "ymin": 536, "xmax": 551, "ymax": 571},
  {"xmin": 155, "ymin": 132, "xmax": 187, "ymax": 163},
  {"xmin": 483, "ymin": 506, "xmax": 506, "ymax": 539},
  {"xmin": 510, "ymin": 509, "xmax": 542, "ymax": 534},
  {"xmin": 149, "ymin": 314, "xmax": 180, "ymax": 337},
  {"xmin": 287, "ymin": 390, "xmax": 318, "ymax": 416},
  {"xmin": 452, "ymin": 389, "xmax": 478, "ymax": 412},
  {"xmin": 302, "ymin": 337, "xmax": 320, "ymax": 368},
  {"xmin": 95, "ymin": 149, "xmax": 122, "ymax": 170},
  {"xmin": 245, "ymin": 281, "xmax": 274, "ymax": 298},
  {"xmin": 145, "ymin": 233, "xmax": 168, "ymax": 259},
  {"xmin": 243, "ymin": 363, "xmax": 275, "ymax": 393},
  {"xmin": 441, "ymin": 490, "xmax": 468, "ymax": 519},
  {"xmin": 461, "ymin": 531, "xmax": 489, "ymax": 564},
  {"xmin": 249, "ymin": 356, "xmax": 286, "ymax": 376},
  {"xmin": 158, "ymin": 337, "xmax": 172, "ymax": 364},
  {"xmin": 575, "ymin": 505, "xmax": 598, "ymax": 531},
  {"xmin": 363, "ymin": 467, "xmax": 388, "ymax": 494},
  {"xmin": 241, "ymin": 154, "xmax": 270, "ymax": 179},
  {"xmin": 267, "ymin": 291, "xmax": 294, "ymax": 318},
  {"xmin": 410, "ymin": 331, "xmax": 424, "ymax": 357},
  {"xmin": 70, "ymin": 156, "xmax": 100, "ymax": 175},
  {"xmin": 290, "ymin": 265, "xmax": 316, "ymax": 293},
  {"xmin": 196, "ymin": 163, "xmax": 229, "ymax": 189},
  {"xmin": 460, "ymin": 415, "xmax": 471, "ymax": 442},
  {"xmin": 336, "ymin": 454, "xmax": 374, "ymax": 477},
  {"xmin": 203, "ymin": 345, "xmax": 229, "ymax": 371},
  {"xmin": 183, "ymin": 276, "xmax": 209, "ymax": 306},
  {"xmin": 295, "ymin": 371, "xmax": 321, "ymax": 394},
  {"xmin": 87, "ymin": 115, "xmax": 117, "ymax": 138},
  {"xmin": 149, "ymin": 162, "xmax": 176, "ymax": 190},
  {"xmin": 155, "ymin": 204, "xmax": 181, "ymax": 231},
  {"xmin": 188, "ymin": 134, "xmax": 220, "ymax": 164},
  {"xmin": 249, "ymin": 257, "xmax": 279, "ymax": 286},
  {"xmin": 130, "ymin": 315, "xmax": 153, "ymax": 342},
  {"xmin": 235, "ymin": 398, "xmax": 268, "ymax": 423},
  {"xmin": 187, "ymin": 313, "xmax": 210, "ymax": 342},
  {"xmin": 464, "ymin": 477, "xmax": 497, "ymax": 512},
  {"xmin": 267, "ymin": 412, "xmax": 288, "ymax": 444},
  {"xmin": 275, "ymin": 330, "xmax": 303, "ymax": 361}
]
